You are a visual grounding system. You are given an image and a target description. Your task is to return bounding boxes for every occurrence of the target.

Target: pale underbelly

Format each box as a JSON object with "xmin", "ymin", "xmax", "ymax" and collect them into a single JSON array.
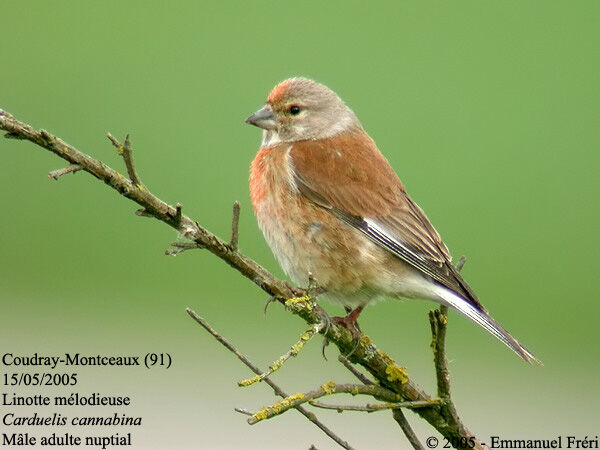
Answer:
[{"xmin": 254, "ymin": 195, "xmax": 436, "ymax": 308}]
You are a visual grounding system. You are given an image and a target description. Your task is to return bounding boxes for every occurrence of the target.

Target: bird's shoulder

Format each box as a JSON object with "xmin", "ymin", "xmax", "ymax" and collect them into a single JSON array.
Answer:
[{"xmin": 290, "ymin": 128, "xmax": 405, "ymax": 217}]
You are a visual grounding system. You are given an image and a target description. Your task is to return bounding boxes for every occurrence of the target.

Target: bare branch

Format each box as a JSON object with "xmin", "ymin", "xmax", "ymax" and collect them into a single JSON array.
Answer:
[
  {"xmin": 430, "ymin": 256, "xmax": 466, "ymax": 399},
  {"xmin": 165, "ymin": 242, "xmax": 204, "ymax": 256},
  {"xmin": 234, "ymin": 407, "xmax": 253, "ymax": 416},
  {"xmin": 0, "ymin": 110, "xmax": 295, "ymax": 300},
  {"xmin": 429, "ymin": 307, "xmax": 450, "ymax": 398},
  {"xmin": 393, "ymin": 409, "xmax": 426, "ymax": 450},
  {"xmin": 174, "ymin": 203, "xmax": 183, "ymax": 226},
  {"xmin": 185, "ymin": 309, "xmax": 355, "ymax": 450},
  {"xmin": 106, "ymin": 132, "xmax": 143, "ymax": 187},
  {"xmin": 47, "ymin": 164, "xmax": 81, "ymax": 180},
  {"xmin": 338, "ymin": 355, "xmax": 374, "ymax": 385},
  {"xmin": 310, "ymin": 399, "xmax": 439, "ymax": 413},
  {"xmin": 230, "ymin": 200, "xmax": 240, "ymax": 251}
]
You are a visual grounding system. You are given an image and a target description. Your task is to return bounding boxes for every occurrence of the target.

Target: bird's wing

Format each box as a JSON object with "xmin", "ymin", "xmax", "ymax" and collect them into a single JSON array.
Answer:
[{"xmin": 290, "ymin": 129, "xmax": 483, "ymax": 309}]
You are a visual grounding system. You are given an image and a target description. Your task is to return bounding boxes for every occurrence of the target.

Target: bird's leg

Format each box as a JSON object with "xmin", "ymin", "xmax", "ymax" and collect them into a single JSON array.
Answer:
[
  {"xmin": 330, "ymin": 305, "xmax": 365, "ymax": 357},
  {"xmin": 343, "ymin": 306, "xmax": 362, "ymax": 334},
  {"xmin": 285, "ymin": 281, "xmax": 306, "ymax": 297},
  {"xmin": 333, "ymin": 305, "xmax": 364, "ymax": 335}
]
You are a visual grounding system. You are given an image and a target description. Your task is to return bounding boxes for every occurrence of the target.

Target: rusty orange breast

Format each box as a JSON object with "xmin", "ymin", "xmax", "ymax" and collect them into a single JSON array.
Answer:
[
  {"xmin": 249, "ymin": 147, "xmax": 270, "ymax": 212},
  {"xmin": 249, "ymin": 145, "xmax": 291, "ymax": 215}
]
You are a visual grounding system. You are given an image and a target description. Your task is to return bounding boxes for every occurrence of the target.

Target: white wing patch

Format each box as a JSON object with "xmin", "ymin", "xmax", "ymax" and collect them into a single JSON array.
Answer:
[{"xmin": 364, "ymin": 219, "xmax": 429, "ymax": 263}]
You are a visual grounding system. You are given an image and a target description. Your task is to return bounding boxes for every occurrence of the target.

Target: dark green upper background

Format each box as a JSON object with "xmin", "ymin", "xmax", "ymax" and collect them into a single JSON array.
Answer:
[{"xmin": 1, "ymin": 1, "xmax": 598, "ymax": 448}]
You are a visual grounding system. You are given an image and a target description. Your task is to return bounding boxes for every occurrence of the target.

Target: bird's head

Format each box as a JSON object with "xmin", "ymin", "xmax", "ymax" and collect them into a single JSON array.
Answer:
[{"xmin": 246, "ymin": 77, "xmax": 360, "ymax": 146}]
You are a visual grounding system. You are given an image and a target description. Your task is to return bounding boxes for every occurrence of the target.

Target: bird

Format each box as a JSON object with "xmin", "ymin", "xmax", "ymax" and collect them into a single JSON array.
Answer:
[{"xmin": 245, "ymin": 77, "xmax": 539, "ymax": 363}]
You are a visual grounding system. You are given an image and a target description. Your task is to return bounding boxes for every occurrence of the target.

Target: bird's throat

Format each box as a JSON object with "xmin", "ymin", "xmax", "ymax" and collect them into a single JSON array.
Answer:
[{"xmin": 261, "ymin": 130, "xmax": 282, "ymax": 148}]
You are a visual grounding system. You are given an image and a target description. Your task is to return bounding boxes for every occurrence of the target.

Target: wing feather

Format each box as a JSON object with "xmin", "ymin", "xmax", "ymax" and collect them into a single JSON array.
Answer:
[{"xmin": 290, "ymin": 128, "xmax": 483, "ymax": 309}]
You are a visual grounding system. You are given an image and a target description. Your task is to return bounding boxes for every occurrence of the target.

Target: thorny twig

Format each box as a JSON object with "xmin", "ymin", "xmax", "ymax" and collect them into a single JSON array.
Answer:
[{"xmin": 47, "ymin": 164, "xmax": 81, "ymax": 180}]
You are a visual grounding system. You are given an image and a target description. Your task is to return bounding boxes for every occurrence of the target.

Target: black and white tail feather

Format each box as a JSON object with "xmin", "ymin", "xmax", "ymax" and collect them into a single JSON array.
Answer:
[{"xmin": 430, "ymin": 282, "xmax": 541, "ymax": 364}]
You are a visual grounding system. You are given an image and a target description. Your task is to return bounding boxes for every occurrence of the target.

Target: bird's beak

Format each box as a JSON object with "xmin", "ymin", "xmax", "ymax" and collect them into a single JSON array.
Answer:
[{"xmin": 245, "ymin": 106, "xmax": 276, "ymax": 130}]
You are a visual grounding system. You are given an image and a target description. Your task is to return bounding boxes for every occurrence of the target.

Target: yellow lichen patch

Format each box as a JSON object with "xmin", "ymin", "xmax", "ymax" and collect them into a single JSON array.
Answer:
[
  {"xmin": 238, "ymin": 375, "xmax": 261, "ymax": 387},
  {"xmin": 351, "ymin": 386, "xmax": 360, "ymax": 396},
  {"xmin": 385, "ymin": 364, "xmax": 409, "ymax": 384},
  {"xmin": 376, "ymin": 349, "xmax": 395, "ymax": 366},
  {"xmin": 291, "ymin": 392, "xmax": 305, "ymax": 400},
  {"xmin": 285, "ymin": 295, "xmax": 313, "ymax": 310},
  {"xmin": 290, "ymin": 340, "xmax": 305, "ymax": 356},
  {"xmin": 373, "ymin": 402, "xmax": 396, "ymax": 411},
  {"xmin": 271, "ymin": 399, "xmax": 288, "ymax": 414},
  {"xmin": 290, "ymin": 329, "xmax": 312, "ymax": 355},
  {"xmin": 321, "ymin": 380, "xmax": 337, "ymax": 395},
  {"xmin": 359, "ymin": 335, "xmax": 372, "ymax": 346},
  {"xmin": 300, "ymin": 330, "xmax": 313, "ymax": 341},
  {"xmin": 269, "ymin": 392, "xmax": 305, "ymax": 414},
  {"xmin": 439, "ymin": 313, "xmax": 448, "ymax": 325},
  {"xmin": 269, "ymin": 355, "xmax": 287, "ymax": 371},
  {"xmin": 252, "ymin": 408, "xmax": 269, "ymax": 422}
]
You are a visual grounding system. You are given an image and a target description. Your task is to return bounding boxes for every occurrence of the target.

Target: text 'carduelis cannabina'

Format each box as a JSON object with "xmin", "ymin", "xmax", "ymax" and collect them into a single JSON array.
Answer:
[{"xmin": 246, "ymin": 77, "xmax": 539, "ymax": 363}]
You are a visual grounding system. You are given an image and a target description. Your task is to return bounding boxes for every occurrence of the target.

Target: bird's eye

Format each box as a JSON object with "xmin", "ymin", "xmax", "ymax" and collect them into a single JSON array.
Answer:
[{"xmin": 289, "ymin": 105, "xmax": 301, "ymax": 115}]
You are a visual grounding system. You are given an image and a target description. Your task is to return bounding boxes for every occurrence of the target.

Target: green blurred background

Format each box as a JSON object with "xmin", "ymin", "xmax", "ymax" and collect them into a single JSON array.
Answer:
[{"xmin": 1, "ymin": 1, "xmax": 598, "ymax": 448}]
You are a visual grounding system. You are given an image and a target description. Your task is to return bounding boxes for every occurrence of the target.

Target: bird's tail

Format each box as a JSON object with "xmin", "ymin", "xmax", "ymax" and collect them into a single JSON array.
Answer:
[{"xmin": 432, "ymin": 284, "xmax": 542, "ymax": 365}]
